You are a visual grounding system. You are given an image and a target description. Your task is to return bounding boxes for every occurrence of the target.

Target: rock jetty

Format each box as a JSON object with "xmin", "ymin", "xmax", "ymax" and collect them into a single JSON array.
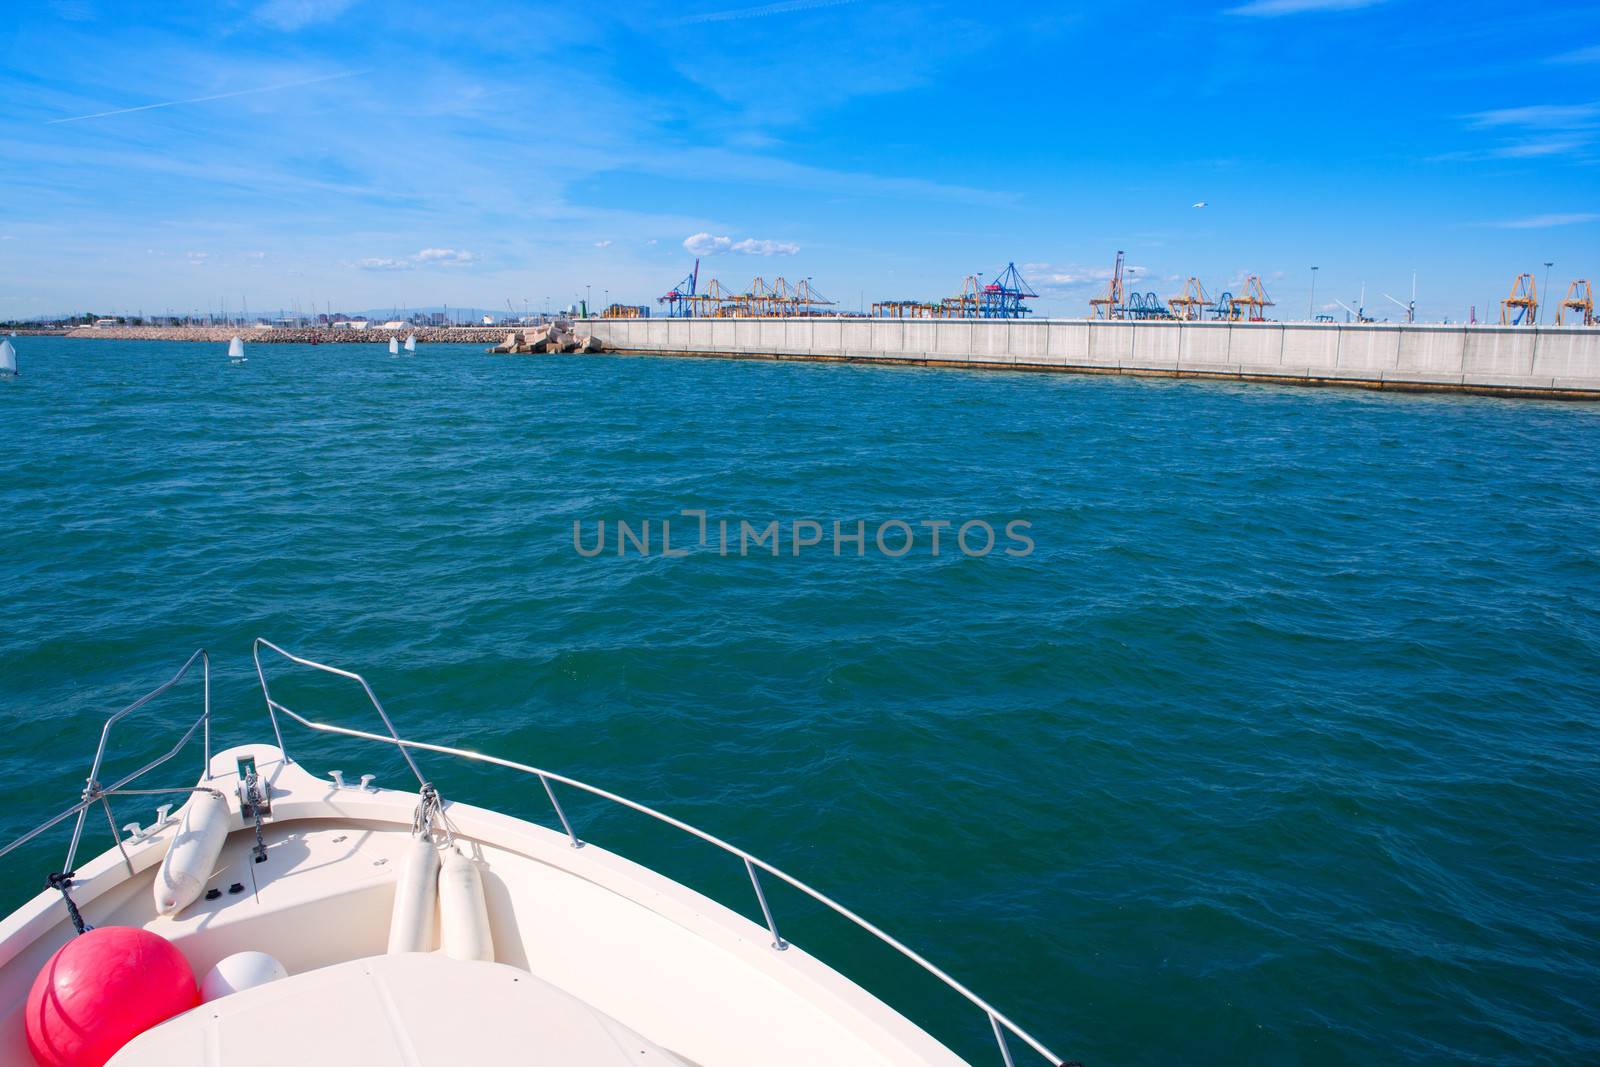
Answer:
[{"xmin": 488, "ymin": 322, "xmax": 602, "ymax": 355}]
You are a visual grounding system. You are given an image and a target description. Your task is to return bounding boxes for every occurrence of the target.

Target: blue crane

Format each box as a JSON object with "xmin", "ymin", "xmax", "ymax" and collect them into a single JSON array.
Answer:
[{"xmin": 980, "ymin": 263, "xmax": 1038, "ymax": 319}]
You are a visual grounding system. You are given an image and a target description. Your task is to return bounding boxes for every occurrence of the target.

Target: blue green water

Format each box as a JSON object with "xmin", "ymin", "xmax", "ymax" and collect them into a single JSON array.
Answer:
[{"xmin": 2, "ymin": 337, "xmax": 1598, "ymax": 1065}]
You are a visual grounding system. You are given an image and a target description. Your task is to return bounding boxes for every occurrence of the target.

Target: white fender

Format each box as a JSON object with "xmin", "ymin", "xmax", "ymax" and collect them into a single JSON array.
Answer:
[
  {"xmin": 386, "ymin": 835, "xmax": 440, "ymax": 954},
  {"xmin": 153, "ymin": 790, "xmax": 231, "ymax": 916},
  {"xmin": 439, "ymin": 846, "xmax": 494, "ymax": 962},
  {"xmin": 200, "ymin": 951, "xmax": 288, "ymax": 1002}
]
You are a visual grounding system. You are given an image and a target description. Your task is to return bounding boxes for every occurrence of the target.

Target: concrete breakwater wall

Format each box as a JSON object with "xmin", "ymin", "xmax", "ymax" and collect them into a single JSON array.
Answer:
[
  {"xmin": 64, "ymin": 325, "xmax": 511, "ymax": 344},
  {"xmin": 588, "ymin": 318, "xmax": 1600, "ymax": 399}
]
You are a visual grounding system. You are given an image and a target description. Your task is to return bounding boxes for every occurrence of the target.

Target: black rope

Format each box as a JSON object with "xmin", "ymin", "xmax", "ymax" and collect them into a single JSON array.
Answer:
[
  {"xmin": 46, "ymin": 872, "xmax": 91, "ymax": 935},
  {"xmin": 245, "ymin": 770, "xmax": 267, "ymax": 864}
]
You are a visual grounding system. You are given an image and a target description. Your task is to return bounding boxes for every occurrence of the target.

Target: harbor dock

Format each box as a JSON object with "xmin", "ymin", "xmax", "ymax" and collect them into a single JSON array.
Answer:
[{"xmin": 586, "ymin": 318, "xmax": 1600, "ymax": 400}]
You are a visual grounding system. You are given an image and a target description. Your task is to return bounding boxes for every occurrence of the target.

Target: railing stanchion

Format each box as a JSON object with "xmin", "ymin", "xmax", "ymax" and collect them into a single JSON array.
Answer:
[
  {"xmin": 539, "ymin": 774, "xmax": 581, "ymax": 848},
  {"xmin": 991, "ymin": 1013, "xmax": 1017, "ymax": 1067},
  {"xmin": 99, "ymin": 796, "xmax": 133, "ymax": 876},
  {"xmin": 202, "ymin": 652, "xmax": 211, "ymax": 781},
  {"xmin": 745, "ymin": 858, "xmax": 787, "ymax": 951}
]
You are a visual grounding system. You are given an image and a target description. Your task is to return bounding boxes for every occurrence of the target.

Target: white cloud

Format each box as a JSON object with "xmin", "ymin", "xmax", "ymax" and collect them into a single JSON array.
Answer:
[
  {"xmin": 1023, "ymin": 262, "xmax": 1117, "ymax": 289},
  {"xmin": 414, "ymin": 247, "xmax": 476, "ymax": 265},
  {"xmin": 1435, "ymin": 103, "xmax": 1599, "ymax": 163},
  {"xmin": 684, "ymin": 233, "xmax": 733, "ymax": 255},
  {"xmin": 45, "ymin": 70, "xmax": 368, "ymax": 125},
  {"xmin": 1225, "ymin": 0, "xmax": 1384, "ymax": 15},
  {"xmin": 185, "ymin": 251, "xmax": 209, "ymax": 263},
  {"xmin": 355, "ymin": 247, "xmax": 478, "ymax": 271},
  {"xmin": 679, "ymin": 0, "xmax": 858, "ymax": 26},
  {"xmin": 1488, "ymin": 213, "xmax": 1600, "ymax": 229},
  {"xmin": 51, "ymin": 1, "xmax": 94, "ymax": 22},
  {"xmin": 255, "ymin": 0, "xmax": 358, "ymax": 31},
  {"xmin": 1494, "ymin": 138, "xmax": 1588, "ymax": 158},
  {"xmin": 594, "ymin": 239, "xmax": 613, "ymax": 248},
  {"xmin": 683, "ymin": 232, "xmax": 798, "ymax": 256},
  {"xmin": 1467, "ymin": 102, "xmax": 1600, "ymax": 129},
  {"xmin": 357, "ymin": 257, "xmax": 412, "ymax": 271},
  {"xmin": 1549, "ymin": 44, "xmax": 1600, "ymax": 65},
  {"xmin": 731, "ymin": 238, "xmax": 799, "ymax": 256}
]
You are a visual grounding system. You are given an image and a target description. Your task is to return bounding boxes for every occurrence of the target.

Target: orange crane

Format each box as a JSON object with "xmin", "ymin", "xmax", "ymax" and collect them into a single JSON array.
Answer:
[
  {"xmin": 1167, "ymin": 277, "xmax": 1211, "ymax": 321},
  {"xmin": 1500, "ymin": 274, "xmax": 1538, "ymax": 325},
  {"xmin": 1089, "ymin": 250, "xmax": 1126, "ymax": 319},
  {"xmin": 748, "ymin": 277, "xmax": 778, "ymax": 316},
  {"xmin": 940, "ymin": 275, "xmax": 982, "ymax": 319},
  {"xmin": 1230, "ymin": 276, "xmax": 1275, "ymax": 322},
  {"xmin": 772, "ymin": 277, "xmax": 802, "ymax": 316},
  {"xmin": 1556, "ymin": 280, "xmax": 1594, "ymax": 326},
  {"xmin": 792, "ymin": 278, "xmax": 835, "ymax": 315},
  {"xmin": 686, "ymin": 278, "xmax": 737, "ymax": 317}
]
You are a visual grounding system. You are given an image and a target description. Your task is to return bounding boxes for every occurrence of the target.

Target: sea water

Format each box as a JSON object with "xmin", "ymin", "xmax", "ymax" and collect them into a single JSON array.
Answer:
[{"xmin": 1, "ymin": 337, "xmax": 1597, "ymax": 1065}]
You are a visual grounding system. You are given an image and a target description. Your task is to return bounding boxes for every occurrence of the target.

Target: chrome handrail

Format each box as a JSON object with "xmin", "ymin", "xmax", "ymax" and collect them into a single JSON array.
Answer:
[
  {"xmin": 252, "ymin": 638, "xmax": 1069, "ymax": 1067},
  {"xmin": 0, "ymin": 649, "xmax": 211, "ymax": 871}
]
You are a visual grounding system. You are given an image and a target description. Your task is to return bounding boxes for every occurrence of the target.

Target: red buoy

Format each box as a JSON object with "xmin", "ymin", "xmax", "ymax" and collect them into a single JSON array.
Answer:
[{"xmin": 26, "ymin": 926, "xmax": 198, "ymax": 1067}]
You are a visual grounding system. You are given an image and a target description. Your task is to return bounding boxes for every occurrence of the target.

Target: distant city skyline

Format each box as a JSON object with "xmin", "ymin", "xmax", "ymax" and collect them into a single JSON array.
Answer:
[{"xmin": 1, "ymin": 0, "xmax": 1598, "ymax": 323}]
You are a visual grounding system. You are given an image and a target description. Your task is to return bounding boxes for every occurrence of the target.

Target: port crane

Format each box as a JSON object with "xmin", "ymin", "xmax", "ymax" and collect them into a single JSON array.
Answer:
[
  {"xmin": 792, "ymin": 278, "xmax": 836, "ymax": 315},
  {"xmin": 941, "ymin": 275, "xmax": 983, "ymax": 319},
  {"xmin": 1122, "ymin": 292, "xmax": 1173, "ymax": 319},
  {"xmin": 1382, "ymin": 275, "xmax": 1417, "ymax": 323},
  {"xmin": 1167, "ymin": 277, "xmax": 1211, "ymax": 321},
  {"xmin": 1228, "ymin": 276, "xmax": 1275, "ymax": 321},
  {"xmin": 1331, "ymin": 295, "xmax": 1376, "ymax": 323},
  {"xmin": 1089, "ymin": 251, "xmax": 1126, "ymax": 319},
  {"xmin": 1500, "ymin": 273, "xmax": 1538, "ymax": 325},
  {"xmin": 659, "ymin": 260, "xmax": 701, "ymax": 317},
  {"xmin": 979, "ymin": 263, "xmax": 1038, "ymax": 318},
  {"xmin": 1556, "ymin": 280, "xmax": 1594, "ymax": 326}
]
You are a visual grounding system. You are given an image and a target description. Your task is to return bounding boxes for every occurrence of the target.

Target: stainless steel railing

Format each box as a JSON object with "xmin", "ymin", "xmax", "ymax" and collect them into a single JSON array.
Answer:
[
  {"xmin": 252, "ymin": 638, "xmax": 1068, "ymax": 1067},
  {"xmin": 0, "ymin": 649, "xmax": 212, "ymax": 874}
]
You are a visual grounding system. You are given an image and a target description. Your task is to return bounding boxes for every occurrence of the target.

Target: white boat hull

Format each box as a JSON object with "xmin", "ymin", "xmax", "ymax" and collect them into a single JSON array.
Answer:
[{"xmin": 0, "ymin": 745, "xmax": 966, "ymax": 1066}]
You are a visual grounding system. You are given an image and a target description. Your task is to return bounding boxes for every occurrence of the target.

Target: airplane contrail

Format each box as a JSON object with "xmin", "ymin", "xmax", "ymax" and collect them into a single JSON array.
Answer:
[
  {"xmin": 679, "ymin": 0, "xmax": 858, "ymax": 26},
  {"xmin": 46, "ymin": 70, "xmax": 369, "ymax": 125}
]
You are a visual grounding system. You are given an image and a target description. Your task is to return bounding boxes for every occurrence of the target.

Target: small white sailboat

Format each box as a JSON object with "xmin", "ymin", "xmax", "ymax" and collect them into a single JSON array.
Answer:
[
  {"xmin": 0, "ymin": 338, "xmax": 16, "ymax": 377},
  {"xmin": 388, "ymin": 336, "xmax": 400, "ymax": 355},
  {"xmin": 227, "ymin": 336, "xmax": 246, "ymax": 365},
  {"xmin": 403, "ymin": 332, "xmax": 417, "ymax": 354}
]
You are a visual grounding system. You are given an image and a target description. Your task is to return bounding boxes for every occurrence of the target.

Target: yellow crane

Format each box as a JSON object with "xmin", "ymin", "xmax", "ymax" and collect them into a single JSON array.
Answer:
[
  {"xmin": 1230, "ymin": 276, "xmax": 1275, "ymax": 322},
  {"xmin": 1500, "ymin": 274, "xmax": 1538, "ymax": 325},
  {"xmin": 1167, "ymin": 277, "xmax": 1211, "ymax": 321},
  {"xmin": 1556, "ymin": 280, "xmax": 1594, "ymax": 326},
  {"xmin": 792, "ymin": 279, "xmax": 835, "ymax": 315},
  {"xmin": 938, "ymin": 275, "xmax": 982, "ymax": 318},
  {"xmin": 685, "ymin": 278, "xmax": 736, "ymax": 317},
  {"xmin": 1089, "ymin": 251, "xmax": 1126, "ymax": 319}
]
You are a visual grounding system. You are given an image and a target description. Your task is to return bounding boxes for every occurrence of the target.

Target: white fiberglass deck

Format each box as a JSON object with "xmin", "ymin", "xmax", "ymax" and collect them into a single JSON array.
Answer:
[
  {"xmin": 0, "ymin": 746, "xmax": 965, "ymax": 1066},
  {"xmin": 113, "ymin": 954, "xmax": 685, "ymax": 1065}
]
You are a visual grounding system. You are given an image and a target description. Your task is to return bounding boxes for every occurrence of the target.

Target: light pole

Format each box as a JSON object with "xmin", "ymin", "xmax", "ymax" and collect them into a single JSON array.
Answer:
[
  {"xmin": 1541, "ymin": 261, "xmax": 1553, "ymax": 324},
  {"xmin": 1309, "ymin": 266, "xmax": 1319, "ymax": 321},
  {"xmin": 585, "ymin": 285, "xmax": 591, "ymax": 318}
]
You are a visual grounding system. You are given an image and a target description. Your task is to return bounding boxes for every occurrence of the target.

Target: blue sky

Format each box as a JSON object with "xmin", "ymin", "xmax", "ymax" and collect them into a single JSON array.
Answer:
[{"xmin": 1, "ymin": 0, "xmax": 1597, "ymax": 321}]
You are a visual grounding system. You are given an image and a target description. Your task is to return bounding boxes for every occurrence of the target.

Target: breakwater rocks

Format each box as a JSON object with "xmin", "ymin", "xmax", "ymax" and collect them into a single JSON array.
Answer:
[
  {"xmin": 61, "ymin": 325, "xmax": 569, "ymax": 345},
  {"xmin": 488, "ymin": 322, "xmax": 602, "ymax": 355}
]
